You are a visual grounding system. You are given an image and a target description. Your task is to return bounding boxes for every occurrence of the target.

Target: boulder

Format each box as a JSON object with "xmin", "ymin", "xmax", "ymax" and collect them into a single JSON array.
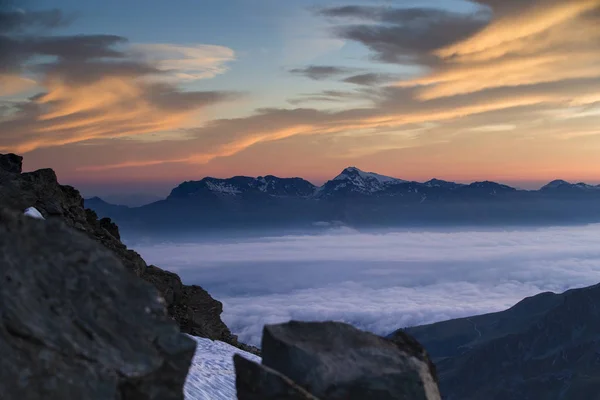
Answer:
[
  {"xmin": 0, "ymin": 209, "xmax": 196, "ymax": 399},
  {"xmin": 253, "ymin": 321, "xmax": 441, "ymax": 400}
]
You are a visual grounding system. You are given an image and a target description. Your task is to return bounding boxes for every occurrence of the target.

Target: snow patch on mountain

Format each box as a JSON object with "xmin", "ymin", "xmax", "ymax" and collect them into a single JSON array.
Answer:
[
  {"xmin": 24, "ymin": 207, "xmax": 44, "ymax": 220},
  {"xmin": 205, "ymin": 180, "xmax": 242, "ymax": 195},
  {"xmin": 424, "ymin": 179, "xmax": 464, "ymax": 189},
  {"xmin": 184, "ymin": 336, "xmax": 260, "ymax": 400}
]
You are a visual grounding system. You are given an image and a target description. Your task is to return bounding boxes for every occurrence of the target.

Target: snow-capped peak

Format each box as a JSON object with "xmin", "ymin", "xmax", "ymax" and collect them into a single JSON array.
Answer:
[
  {"xmin": 319, "ymin": 167, "xmax": 406, "ymax": 195},
  {"xmin": 333, "ymin": 167, "xmax": 403, "ymax": 184}
]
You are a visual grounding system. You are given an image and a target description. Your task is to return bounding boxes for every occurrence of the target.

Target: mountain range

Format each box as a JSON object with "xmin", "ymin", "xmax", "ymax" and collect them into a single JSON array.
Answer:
[{"xmin": 85, "ymin": 167, "xmax": 600, "ymax": 234}]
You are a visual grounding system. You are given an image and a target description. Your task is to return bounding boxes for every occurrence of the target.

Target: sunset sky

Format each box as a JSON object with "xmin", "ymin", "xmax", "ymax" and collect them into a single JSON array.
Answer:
[{"xmin": 1, "ymin": 0, "xmax": 600, "ymax": 197}]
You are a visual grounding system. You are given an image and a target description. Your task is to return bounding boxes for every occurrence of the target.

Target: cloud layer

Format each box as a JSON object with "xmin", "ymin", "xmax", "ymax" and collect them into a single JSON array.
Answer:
[{"xmin": 134, "ymin": 225, "xmax": 600, "ymax": 346}]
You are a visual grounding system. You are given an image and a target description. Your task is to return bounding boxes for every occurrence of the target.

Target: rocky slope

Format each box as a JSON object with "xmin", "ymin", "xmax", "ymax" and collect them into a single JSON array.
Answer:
[
  {"xmin": 0, "ymin": 208, "xmax": 195, "ymax": 399},
  {"xmin": 0, "ymin": 153, "xmax": 257, "ymax": 354},
  {"xmin": 400, "ymin": 286, "xmax": 600, "ymax": 399}
]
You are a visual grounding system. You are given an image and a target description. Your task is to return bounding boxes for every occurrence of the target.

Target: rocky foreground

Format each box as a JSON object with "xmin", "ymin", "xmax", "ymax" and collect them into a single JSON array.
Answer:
[
  {"xmin": 0, "ymin": 208, "xmax": 196, "ymax": 399},
  {"xmin": 0, "ymin": 153, "xmax": 256, "ymax": 354},
  {"xmin": 0, "ymin": 152, "xmax": 441, "ymax": 400}
]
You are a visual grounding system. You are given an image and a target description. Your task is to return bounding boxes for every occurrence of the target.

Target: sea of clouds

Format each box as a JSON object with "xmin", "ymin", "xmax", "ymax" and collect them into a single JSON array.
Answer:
[{"xmin": 134, "ymin": 225, "xmax": 600, "ymax": 346}]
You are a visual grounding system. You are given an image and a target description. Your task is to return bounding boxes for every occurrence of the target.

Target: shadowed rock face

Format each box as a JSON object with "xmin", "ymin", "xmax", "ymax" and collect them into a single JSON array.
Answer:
[
  {"xmin": 0, "ymin": 153, "xmax": 257, "ymax": 354},
  {"xmin": 235, "ymin": 321, "xmax": 441, "ymax": 400},
  {"xmin": 234, "ymin": 355, "xmax": 319, "ymax": 400},
  {"xmin": 0, "ymin": 209, "xmax": 196, "ymax": 399},
  {"xmin": 0, "ymin": 153, "xmax": 22, "ymax": 173}
]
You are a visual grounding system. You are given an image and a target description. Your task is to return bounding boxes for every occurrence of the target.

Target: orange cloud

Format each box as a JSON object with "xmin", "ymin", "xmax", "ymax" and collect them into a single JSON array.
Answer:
[
  {"xmin": 1, "ymin": 75, "xmax": 233, "ymax": 154},
  {"xmin": 437, "ymin": 0, "xmax": 599, "ymax": 59},
  {"xmin": 396, "ymin": 0, "xmax": 600, "ymax": 100},
  {"xmin": 0, "ymin": 74, "xmax": 37, "ymax": 96}
]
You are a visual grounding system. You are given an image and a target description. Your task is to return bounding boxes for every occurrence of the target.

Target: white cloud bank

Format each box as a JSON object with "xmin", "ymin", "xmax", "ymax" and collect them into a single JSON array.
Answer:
[{"xmin": 136, "ymin": 225, "xmax": 600, "ymax": 346}]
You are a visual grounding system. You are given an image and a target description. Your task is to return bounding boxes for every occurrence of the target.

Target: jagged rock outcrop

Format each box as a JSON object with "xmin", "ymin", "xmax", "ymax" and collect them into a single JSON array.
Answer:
[
  {"xmin": 0, "ymin": 208, "xmax": 195, "ymax": 399},
  {"xmin": 0, "ymin": 153, "xmax": 256, "ymax": 354},
  {"xmin": 0, "ymin": 152, "xmax": 22, "ymax": 173},
  {"xmin": 235, "ymin": 321, "xmax": 441, "ymax": 400}
]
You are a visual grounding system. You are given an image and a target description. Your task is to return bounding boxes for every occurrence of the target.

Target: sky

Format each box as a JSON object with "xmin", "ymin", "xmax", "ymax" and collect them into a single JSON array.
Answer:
[
  {"xmin": 134, "ymin": 224, "xmax": 600, "ymax": 346},
  {"xmin": 1, "ymin": 0, "xmax": 600, "ymax": 196}
]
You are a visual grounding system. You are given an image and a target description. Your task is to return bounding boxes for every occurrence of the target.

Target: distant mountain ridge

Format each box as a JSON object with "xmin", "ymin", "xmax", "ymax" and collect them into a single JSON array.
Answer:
[
  {"xmin": 160, "ymin": 167, "xmax": 600, "ymax": 200},
  {"xmin": 400, "ymin": 283, "xmax": 600, "ymax": 399},
  {"xmin": 91, "ymin": 167, "xmax": 600, "ymax": 204},
  {"xmin": 169, "ymin": 175, "xmax": 317, "ymax": 199},
  {"xmin": 85, "ymin": 167, "xmax": 600, "ymax": 233}
]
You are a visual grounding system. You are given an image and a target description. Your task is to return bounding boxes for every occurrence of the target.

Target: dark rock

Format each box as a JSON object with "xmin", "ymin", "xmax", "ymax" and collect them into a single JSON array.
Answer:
[
  {"xmin": 141, "ymin": 265, "xmax": 260, "ymax": 353},
  {"xmin": 0, "ymin": 209, "xmax": 196, "ymax": 399},
  {"xmin": 144, "ymin": 265, "xmax": 184, "ymax": 309},
  {"xmin": 234, "ymin": 354, "xmax": 318, "ymax": 400},
  {"xmin": 0, "ymin": 153, "xmax": 22, "ymax": 173},
  {"xmin": 387, "ymin": 329, "xmax": 438, "ymax": 385},
  {"xmin": 259, "ymin": 321, "xmax": 441, "ymax": 400},
  {"xmin": 99, "ymin": 217, "xmax": 121, "ymax": 240},
  {"xmin": 0, "ymin": 153, "xmax": 257, "ymax": 354}
]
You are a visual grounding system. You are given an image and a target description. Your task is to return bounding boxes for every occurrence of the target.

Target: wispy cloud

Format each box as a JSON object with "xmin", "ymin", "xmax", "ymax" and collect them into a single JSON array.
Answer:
[
  {"xmin": 317, "ymin": 5, "xmax": 490, "ymax": 65},
  {"xmin": 289, "ymin": 65, "xmax": 355, "ymax": 80},
  {"xmin": 397, "ymin": 0, "xmax": 600, "ymax": 99},
  {"xmin": 132, "ymin": 43, "xmax": 235, "ymax": 81},
  {"xmin": 0, "ymin": 9, "xmax": 238, "ymax": 153},
  {"xmin": 342, "ymin": 73, "xmax": 396, "ymax": 86}
]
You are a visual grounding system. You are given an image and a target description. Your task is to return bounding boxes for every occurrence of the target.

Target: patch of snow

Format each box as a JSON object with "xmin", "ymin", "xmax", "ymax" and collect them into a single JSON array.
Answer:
[
  {"xmin": 184, "ymin": 336, "xmax": 260, "ymax": 400},
  {"xmin": 205, "ymin": 181, "xmax": 242, "ymax": 195},
  {"xmin": 24, "ymin": 207, "xmax": 44, "ymax": 220},
  {"xmin": 255, "ymin": 177, "xmax": 268, "ymax": 192},
  {"xmin": 424, "ymin": 178, "xmax": 461, "ymax": 188}
]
